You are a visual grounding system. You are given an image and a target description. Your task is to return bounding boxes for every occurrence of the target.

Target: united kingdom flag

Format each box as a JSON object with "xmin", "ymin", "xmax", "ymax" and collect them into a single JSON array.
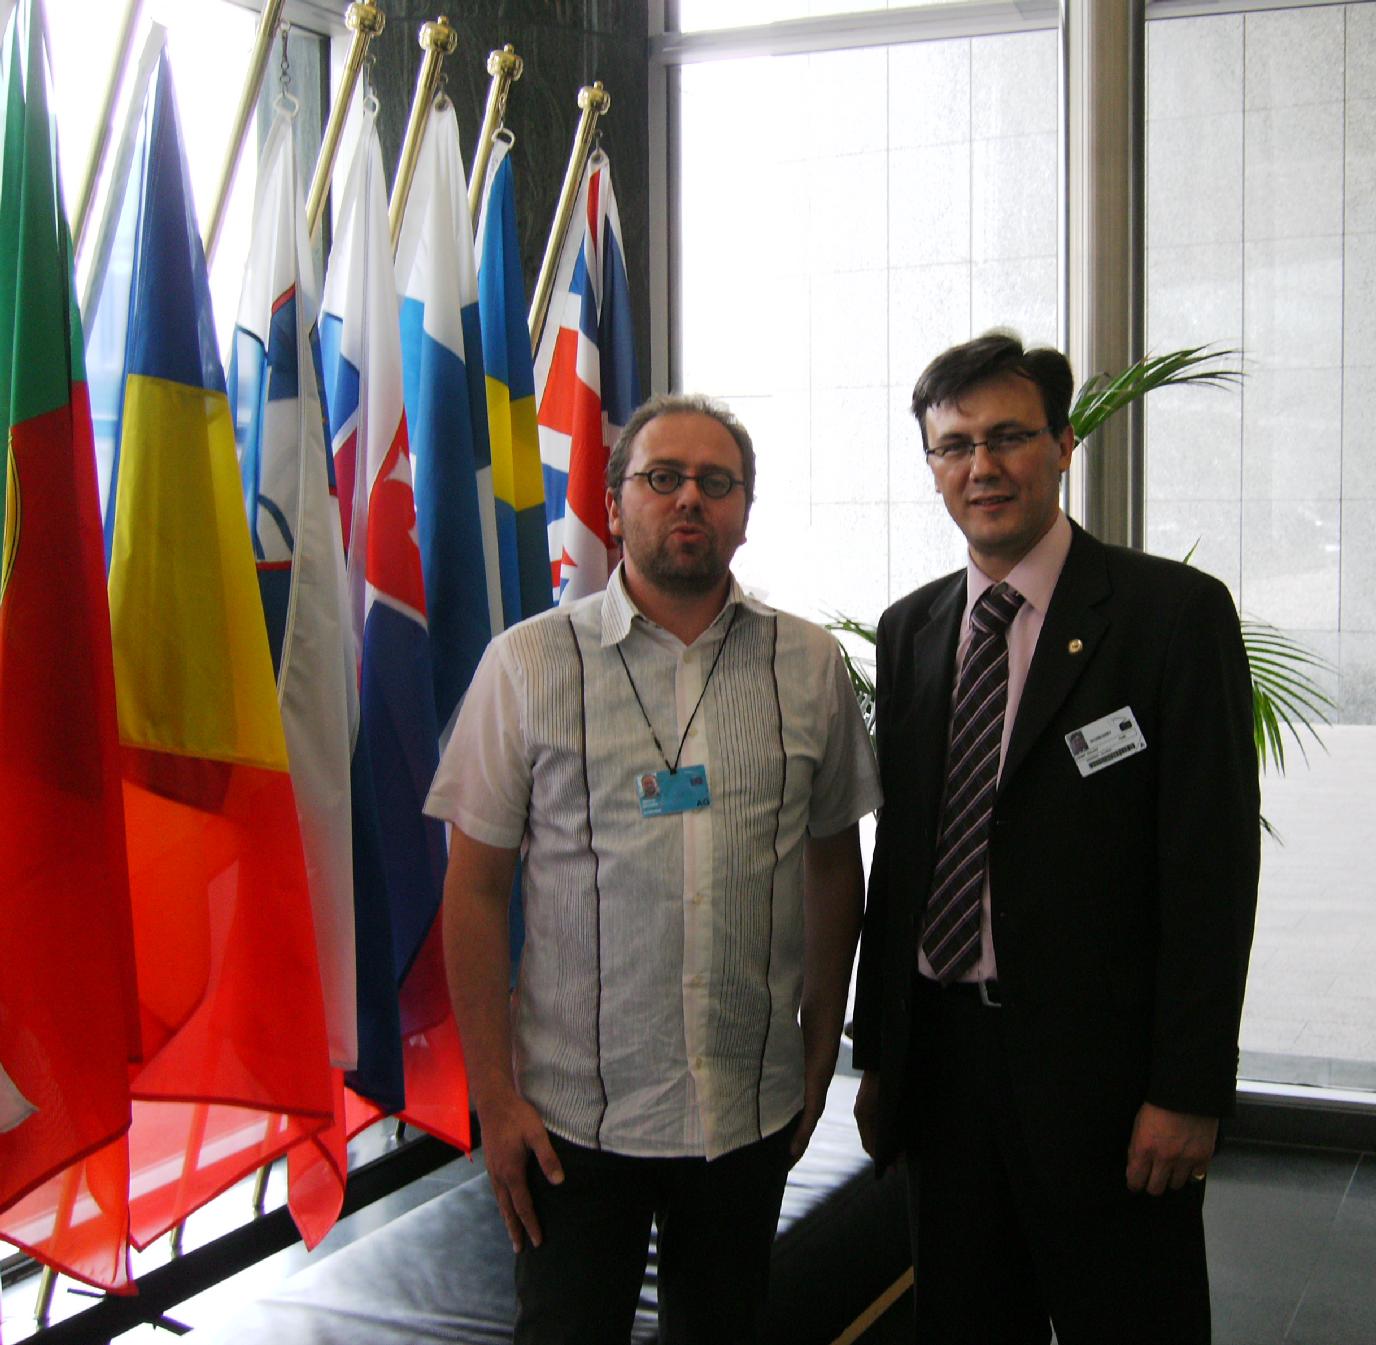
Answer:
[{"xmin": 534, "ymin": 150, "xmax": 640, "ymax": 604}]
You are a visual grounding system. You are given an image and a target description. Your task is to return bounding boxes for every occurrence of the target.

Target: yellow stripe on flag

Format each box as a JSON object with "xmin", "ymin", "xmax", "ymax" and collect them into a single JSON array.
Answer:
[
  {"xmin": 486, "ymin": 375, "xmax": 514, "ymax": 508},
  {"xmin": 508, "ymin": 392, "xmax": 544, "ymax": 512},
  {"xmin": 486, "ymin": 375, "xmax": 544, "ymax": 514},
  {"xmin": 108, "ymin": 374, "xmax": 288, "ymax": 770}
]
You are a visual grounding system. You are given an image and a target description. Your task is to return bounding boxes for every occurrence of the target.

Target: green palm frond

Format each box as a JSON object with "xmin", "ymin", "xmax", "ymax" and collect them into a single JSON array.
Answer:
[
  {"xmin": 1243, "ymin": 620, "xmax": 1334, "ymax": 775},
  {"xmin": 826, "ymin": 615, "xmax": 877, "ymax": 739},
  {"xmin": 1070, "ymin": 346, "xmax": 1243, "ymax": 443}
]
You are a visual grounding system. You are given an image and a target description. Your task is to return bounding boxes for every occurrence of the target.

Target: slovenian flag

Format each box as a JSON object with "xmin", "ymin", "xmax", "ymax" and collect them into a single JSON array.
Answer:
[
  {"xmin": 228, "ymin": 102, "xmax": 369, "ymax": 1246},
  {"xmin": 0, "ymin": 0, "xmax": 139, "ymax": 1291},
  {"xmin": 229, "ymin": 102, "xmax": 357, "ymax": 1075},
  {"xmin": 319, "ymin": 104, "xmax": 446, "ymax": 999},
  {"xmin": 534, "ymin": 149, "xmax": 640, "ymax": 603},
  {"xmin": 475, "ymin": 134, "xmax": 550, "ymax": 626},
  {"xmin": 101, "ymin": 50, "xmax": 333, "ymax": 1251},
  {"xmin": 396, "ymin": 99, "xmax": 501, "ymax": 744}
]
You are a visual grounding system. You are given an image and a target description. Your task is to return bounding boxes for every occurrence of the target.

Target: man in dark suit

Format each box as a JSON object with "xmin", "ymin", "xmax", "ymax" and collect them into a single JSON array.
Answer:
[{"xmin": 852, "ymin": 333, "xmax": 1259, "ymax": 1343}]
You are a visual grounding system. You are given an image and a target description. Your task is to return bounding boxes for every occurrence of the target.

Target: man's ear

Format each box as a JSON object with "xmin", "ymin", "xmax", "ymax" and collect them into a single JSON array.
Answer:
[{"xmin": 606, "ymin": 486, "xmax": 622, "ymax": 541}]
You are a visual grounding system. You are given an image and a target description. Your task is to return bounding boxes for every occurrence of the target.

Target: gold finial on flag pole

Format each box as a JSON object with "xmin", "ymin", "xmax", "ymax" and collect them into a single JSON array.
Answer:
[
  {"xmin": 203, "ymin": 0, "xmax": 287, "ymax": 267},
  {"xmin": 467, "ymin": 44, "xmax": 523, "ymax": 226},
  {"xmin": 306, "ymin": 2, "xmax": 386, "ymax": 245},
  {"xmin": 388, "ymin": 15, "xmax": 458, "ymax": 254},
  {"xmin": 528, "ymin": 81, "xmax": 610, "ymax": 355},
  {"xmin": 72, "ymin": 0, "xmax": 144, "ymax": 259}
]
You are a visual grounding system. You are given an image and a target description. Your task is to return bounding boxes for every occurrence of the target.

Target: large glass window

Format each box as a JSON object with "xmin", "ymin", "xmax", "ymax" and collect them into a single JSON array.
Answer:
[
  {"xmin": 676, "ymin": 23, "xmax": 1059, "ymax": 624},
  {"xmin": 1146, "ymin": 2, "xmax": 1376, "ymax": 1092}
]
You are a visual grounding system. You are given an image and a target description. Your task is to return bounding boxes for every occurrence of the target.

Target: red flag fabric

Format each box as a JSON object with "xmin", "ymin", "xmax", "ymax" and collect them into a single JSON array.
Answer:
[{"xmin": 0, "ymin": 0, "xmax": 139, "ymax": 1292}]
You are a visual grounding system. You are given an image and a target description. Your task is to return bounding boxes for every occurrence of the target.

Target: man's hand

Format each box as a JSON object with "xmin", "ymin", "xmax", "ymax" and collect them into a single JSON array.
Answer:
[
  {"xmin": 788, "ymin": 1079, "xmax": 827, "ymax": 1165},
  {"xmin": 480, "ymin": 1093, "xmax": 565, "ymax": 1252},
  {"xmin": 854, "ymin": 1069, "xmax": 881, "ymax": 1161},
  {"xmin": 1125, "ymin": 1101, "xmax": 1218, "ymax": 1195}
]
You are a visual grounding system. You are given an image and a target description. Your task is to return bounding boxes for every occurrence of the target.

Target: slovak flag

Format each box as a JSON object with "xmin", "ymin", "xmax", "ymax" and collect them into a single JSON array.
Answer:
[
  {"xmin": 319, "ymin": 106, "xmax": 447, "ymax": 1002},
  {"xmin": 396, "ymin": 99, "xmax": 502, "ymax": 745},
  {"xmin": 534, "ymin": 149, "xmax": 640, "ymax": 604}
]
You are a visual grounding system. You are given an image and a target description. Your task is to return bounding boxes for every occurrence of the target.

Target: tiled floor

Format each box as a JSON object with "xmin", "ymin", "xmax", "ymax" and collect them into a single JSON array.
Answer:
[
  {"xmin": 5, "ymin": 1135, "xmax": 1374, "ymax": 1343},
  {"xmin": 856, "ymin": 1141, "xmax": 1376, "ymax": 1344}
]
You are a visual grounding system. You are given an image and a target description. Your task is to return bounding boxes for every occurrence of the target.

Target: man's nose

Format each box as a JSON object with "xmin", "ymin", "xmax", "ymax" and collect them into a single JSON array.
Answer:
[{"xmin": 969, "ymin": 441, "xmax": 1002, "ymax": 476}]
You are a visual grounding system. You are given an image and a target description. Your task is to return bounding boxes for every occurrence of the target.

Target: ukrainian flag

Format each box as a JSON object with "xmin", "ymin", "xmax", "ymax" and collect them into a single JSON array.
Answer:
[{"xmin": 476, "ymin": 134, "xmax": 550, "ymax": 626}]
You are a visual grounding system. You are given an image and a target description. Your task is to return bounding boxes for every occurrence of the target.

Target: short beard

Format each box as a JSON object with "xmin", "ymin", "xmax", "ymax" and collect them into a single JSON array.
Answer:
[{"xmin": 637, "ymin": 547, "xmax": 728, "ymax": 595}]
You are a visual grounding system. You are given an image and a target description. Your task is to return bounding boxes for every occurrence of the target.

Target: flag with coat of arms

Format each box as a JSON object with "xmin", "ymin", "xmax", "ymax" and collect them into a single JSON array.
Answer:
[
  {"xmin": 0, "ymin": 0, "xmax": 139, "ymax": 1290},
  {"xmin": 320, "ymin": 105, "xmax": 467, "ymax": 1153}
]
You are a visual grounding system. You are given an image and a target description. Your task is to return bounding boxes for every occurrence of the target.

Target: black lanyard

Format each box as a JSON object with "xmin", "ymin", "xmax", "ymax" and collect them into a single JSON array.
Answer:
[{"xmin": 616, "ymin": 604, "xmax": 740, "ymax": 775}]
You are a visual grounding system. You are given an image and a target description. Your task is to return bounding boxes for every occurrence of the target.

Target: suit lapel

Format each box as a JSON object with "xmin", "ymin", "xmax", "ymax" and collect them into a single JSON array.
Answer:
[
  {"xmin": 1000, "ymin": 526, "xmax": 1112, "ymax": 790},
  {"xmin": 905, "ymin": 575, "xmax": 964, "ymax": 818}
]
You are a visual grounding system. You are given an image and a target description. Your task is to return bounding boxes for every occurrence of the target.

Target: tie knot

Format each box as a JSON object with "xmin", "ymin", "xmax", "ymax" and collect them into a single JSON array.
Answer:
[{"xmin": 971, "ymin": 581, "xmax": 1025, "ymax": 636}]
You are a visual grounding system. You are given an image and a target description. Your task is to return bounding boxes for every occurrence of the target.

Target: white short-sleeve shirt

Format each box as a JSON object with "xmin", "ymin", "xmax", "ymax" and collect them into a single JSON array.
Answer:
[{"xmin": 425, "ymin": 566, "xmax": 882, "ymax": 1160}]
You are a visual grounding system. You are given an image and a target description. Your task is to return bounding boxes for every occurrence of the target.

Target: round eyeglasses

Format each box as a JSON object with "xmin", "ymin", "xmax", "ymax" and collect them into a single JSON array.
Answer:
[{"xmin": 627, "ymin": 467, "xmax": 745, "ymax": 500}]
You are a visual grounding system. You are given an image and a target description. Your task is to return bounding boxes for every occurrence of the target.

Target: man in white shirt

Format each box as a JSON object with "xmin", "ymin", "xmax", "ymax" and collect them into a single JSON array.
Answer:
[{"xmin": 426, "ymin": 393, "xmax": 881, "ymax": 1344}]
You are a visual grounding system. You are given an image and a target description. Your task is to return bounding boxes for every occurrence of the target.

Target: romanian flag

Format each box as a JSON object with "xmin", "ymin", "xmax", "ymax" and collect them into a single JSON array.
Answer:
[
  {"xmin": 534, "ymin": 150, "xmax": 640, "ymax": 604},
  {"xmin": 476, "ymin": 135, "xmax": 550, "ymax": 626},
  {"xmin": 397, "ymin": 101, "xmax": 502, "ymax": 745},
  {"xmin": 320, "ymin": 108, "xmax": 463, "ymax": 1150},
  {"xmin": 0, "ymin": 2, "xmax": 139, "ymax": 1291},
  {"xmin": 102, "ymin": 52, "xmax": 333, "ymax": 1249}
]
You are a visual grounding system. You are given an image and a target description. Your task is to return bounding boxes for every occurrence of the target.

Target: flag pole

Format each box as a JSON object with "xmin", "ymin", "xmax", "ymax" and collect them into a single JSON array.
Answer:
[
  {"xmin": 306, "ymin": 2, "xmax": 385, "ymax": 245},
  {"xmin": 71, "ymin": 0, "xmax": 143, "ymax": 259},
  {"xmin": 203, "ymin": 0, "xmax": 287, "ymax": 267},
  {"xmin": 466, "ymin": 43, "xmax": 523, "ymax": 227},
  {"xmin": 528, "ymin": 81, "xmax": 610, "ymax": 355},
  {"xmin": 387, "ymin": 15, "xmax": 457, "ymax": 254}
]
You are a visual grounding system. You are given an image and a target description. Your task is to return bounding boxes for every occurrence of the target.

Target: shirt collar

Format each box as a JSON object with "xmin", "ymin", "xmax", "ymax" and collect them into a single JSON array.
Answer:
[
  {"xmin": 599, "ymin": 562, "xmax": 769, "ymax": 648},
  {"xmin": 964, "ymin": 509, "xmax": 1072, "ymax": 621}
]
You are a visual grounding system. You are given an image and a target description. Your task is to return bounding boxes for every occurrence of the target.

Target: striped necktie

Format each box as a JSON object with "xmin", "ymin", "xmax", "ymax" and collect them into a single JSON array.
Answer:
[{"xmin": 921, "ymin": 581, "xmax": 1026, "ymax": 983}]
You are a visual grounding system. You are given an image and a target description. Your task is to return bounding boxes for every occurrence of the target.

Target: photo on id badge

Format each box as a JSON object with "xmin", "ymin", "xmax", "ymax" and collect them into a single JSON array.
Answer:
[
  {"xmin": 1064, "ymin": 706, "xmax": 1146, "ymax": 779},
  {"xmin": 637, "ymin": 765, "xmax": 712, "ymax": 817}
]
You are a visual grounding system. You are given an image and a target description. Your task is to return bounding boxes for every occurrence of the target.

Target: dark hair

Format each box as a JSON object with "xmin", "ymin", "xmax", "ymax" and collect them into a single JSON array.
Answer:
[
  {"xmin": 606, "ymin": 393, "xmax": 756, "ymax": 511},
  {"xmin": 910, "ymin": 331, "xmax": 1074, "ymax": 452}
]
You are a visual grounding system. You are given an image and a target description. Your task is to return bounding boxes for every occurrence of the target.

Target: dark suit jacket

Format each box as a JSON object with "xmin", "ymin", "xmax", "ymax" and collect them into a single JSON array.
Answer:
[{"xmin": 852, "ymin": 523, "xmax": 1259, "ymax": 1194}]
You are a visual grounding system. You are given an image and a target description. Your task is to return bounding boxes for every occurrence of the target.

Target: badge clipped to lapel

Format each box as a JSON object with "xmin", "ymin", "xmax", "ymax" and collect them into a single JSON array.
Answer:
[
  {"xmin": 1065, "ymin": 707, "xmax": 1146, "ymax": 778},
  {"xmin": 638, "ymin": 766, "xmax": 712, "ymax": 817}
]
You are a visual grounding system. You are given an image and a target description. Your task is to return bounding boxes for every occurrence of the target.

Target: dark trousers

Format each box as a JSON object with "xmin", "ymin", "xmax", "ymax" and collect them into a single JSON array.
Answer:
[
  {"xmin": 514, "ymin": 1123, "xmax": 795, "ymax": 1345},
  {"xmin": 906, "ymin": 981, "xmax": 1210, "ymax": 1345}
]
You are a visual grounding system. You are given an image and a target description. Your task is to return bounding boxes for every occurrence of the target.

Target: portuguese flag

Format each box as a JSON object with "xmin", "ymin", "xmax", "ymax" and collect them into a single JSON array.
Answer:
[{"xmin": 0, "ymin": 1, "xmax": 140, "ymax": 1291}]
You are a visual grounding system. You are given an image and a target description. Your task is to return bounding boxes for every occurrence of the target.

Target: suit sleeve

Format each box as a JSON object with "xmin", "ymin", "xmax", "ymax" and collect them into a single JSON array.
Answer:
[
  {"xmin": 1146, "ymin": 575, "xmax": 1260, "ymax": 1117},
  {"xmin": 851, "ymin": 606, "xmax": 900, "ymax": 1072}
]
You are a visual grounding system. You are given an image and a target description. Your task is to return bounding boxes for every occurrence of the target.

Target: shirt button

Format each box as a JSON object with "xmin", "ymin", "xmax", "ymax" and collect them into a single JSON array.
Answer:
[
  {"xmin": 690, "ymin": 974, "xmax": 704, "ymax": 988},
  {"xmin": 693, "ymin": 1056, "xmax": 704, "ymax": 1070}
]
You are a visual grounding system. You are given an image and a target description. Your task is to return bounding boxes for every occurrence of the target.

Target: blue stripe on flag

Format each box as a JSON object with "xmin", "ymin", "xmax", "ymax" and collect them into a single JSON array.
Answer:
[
  {"xmin": 402, "ymin": 298, "xmax": 496, "ymax": 728},
  {"xmin": 360, "ymin": 601, "xmax": 448, "ymax": 984}
]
